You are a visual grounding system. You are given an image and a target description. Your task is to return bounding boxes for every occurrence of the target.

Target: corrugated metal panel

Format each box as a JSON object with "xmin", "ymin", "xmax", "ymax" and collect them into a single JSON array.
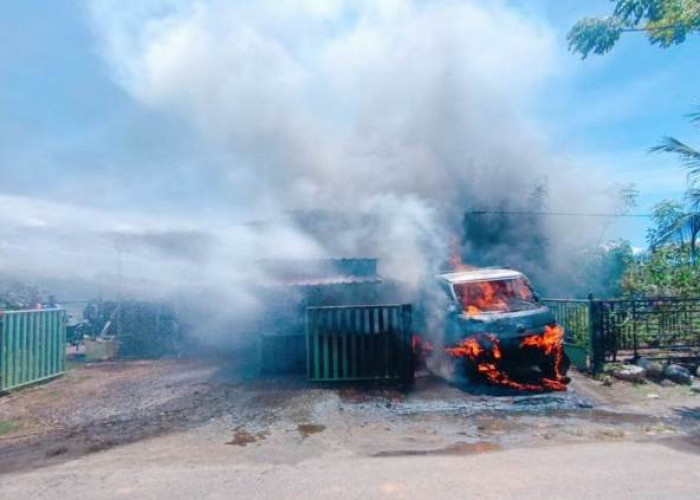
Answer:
[
  {"xmin": 306, "ymin": 304, "xmax": 413, "ymax": 384},
  {"xmin": 0, "ymin": 309, "xmax": 66, "ymax": 392}
]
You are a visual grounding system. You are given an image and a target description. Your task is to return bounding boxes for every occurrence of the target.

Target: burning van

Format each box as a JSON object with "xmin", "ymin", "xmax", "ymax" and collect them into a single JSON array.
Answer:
[{"xmin": 434, "ymin": 268, "xmax": 570, "ymax": 391}]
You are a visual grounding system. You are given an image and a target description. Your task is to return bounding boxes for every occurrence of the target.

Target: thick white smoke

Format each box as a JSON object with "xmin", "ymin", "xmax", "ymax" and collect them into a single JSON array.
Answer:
[{"xmin": 1, "ymin": 1, "xmax": 622, "ymax": 319}]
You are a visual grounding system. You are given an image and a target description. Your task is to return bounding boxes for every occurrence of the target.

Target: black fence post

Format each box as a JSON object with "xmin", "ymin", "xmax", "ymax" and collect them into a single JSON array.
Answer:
[
  {"xmin": 631, "ymin": 300, "xmax": 638, "ymax": 361},
  {"xmin": 588, "ymin": 293, "xmax": 604, "ymax": 375},
  {"xmin": 403, "ymin": 304, "xmax": 415, "ymax": 386}
]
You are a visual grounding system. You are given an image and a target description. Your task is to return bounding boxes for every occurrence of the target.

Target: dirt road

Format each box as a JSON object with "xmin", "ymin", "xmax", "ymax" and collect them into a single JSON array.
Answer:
[
  {"xmin": 1, "ymin": 359, "xmax": 699, "ymax": 498},
  {"xmin": 0, "ymin": 438, "xmax": 698, "ymax": 499}
]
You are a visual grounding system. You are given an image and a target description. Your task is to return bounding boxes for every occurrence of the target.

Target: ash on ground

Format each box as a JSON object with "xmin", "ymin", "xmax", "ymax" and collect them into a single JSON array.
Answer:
[{"xmin": 0, "ymin": 359, "xmax": 699, "ymax": 474}]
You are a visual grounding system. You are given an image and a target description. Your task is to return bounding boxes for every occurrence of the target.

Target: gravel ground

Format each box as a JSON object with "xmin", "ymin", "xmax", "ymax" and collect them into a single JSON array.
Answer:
[{"xmin": 1, "ymin": 358, "xmax": 699, "ymax": 496}]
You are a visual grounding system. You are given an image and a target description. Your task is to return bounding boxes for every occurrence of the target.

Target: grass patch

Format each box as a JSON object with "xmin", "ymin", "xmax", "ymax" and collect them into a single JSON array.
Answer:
[{"xmin": 0, "ymin": 420, "xmax": 20, "ymax": 436}]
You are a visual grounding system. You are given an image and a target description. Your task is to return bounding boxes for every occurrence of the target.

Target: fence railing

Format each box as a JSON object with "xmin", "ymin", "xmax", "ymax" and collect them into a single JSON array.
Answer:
[
  {"xmin": 543, "ymin": 297, "xmax": 700, "ymax": 373},
  {"xmin": 542, "ymin": 299, "xmax": 591, "ymax": 347},
  {"xmin": 0, "ymin": 309, "xmax": 66, "ymax": 392},
  {"xmin": 306, "ymin": 304, "xmax": 413, "ymax": 384},
  {"xmin": 593, "ymin": 298, "xmax": 700, "ymax": 365}
]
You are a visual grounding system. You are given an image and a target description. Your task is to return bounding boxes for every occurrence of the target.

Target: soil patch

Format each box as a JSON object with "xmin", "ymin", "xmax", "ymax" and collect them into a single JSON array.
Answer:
[
  {"xmin": 227, "ymin": 428, "xmax": 269, "ymax": 446},
  {"xmin": 297, "ymin": 423, "xmax": 326, "ymax": 437},
  {"xmin": 373, "ymin": 441, "xmax": 502, "ymax": 457}
]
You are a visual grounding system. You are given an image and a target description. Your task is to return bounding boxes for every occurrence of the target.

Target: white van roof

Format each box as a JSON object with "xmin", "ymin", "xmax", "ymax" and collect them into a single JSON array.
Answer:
[{"xmin": 437, "ymin": 268, "xmax": 525, "ymax": 284}]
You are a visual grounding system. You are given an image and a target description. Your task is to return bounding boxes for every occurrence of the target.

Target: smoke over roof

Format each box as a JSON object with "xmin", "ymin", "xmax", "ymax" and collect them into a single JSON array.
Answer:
[{"xmin": 1, "ymin": 1, "xmax": 625, "ymax": 306}]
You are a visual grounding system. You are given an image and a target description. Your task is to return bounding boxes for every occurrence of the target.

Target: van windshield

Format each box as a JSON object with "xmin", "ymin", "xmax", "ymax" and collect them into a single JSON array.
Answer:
[{"xmin": 452, "ymin": 277, "xmax": 539, "ymax": 316}]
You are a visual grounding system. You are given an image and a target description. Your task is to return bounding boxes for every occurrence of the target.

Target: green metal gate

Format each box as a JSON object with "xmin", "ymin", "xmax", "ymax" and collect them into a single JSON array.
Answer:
[
  {"xmin": 0, "ymin": 309, "xmax": 66, "ymax": 392},
  {"xmin": 306, "ymin": 304, "xmax": 413, "ymax": 384}
]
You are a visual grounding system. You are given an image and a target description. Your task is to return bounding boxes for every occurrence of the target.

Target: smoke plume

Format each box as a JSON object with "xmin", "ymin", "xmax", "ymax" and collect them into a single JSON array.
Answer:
[{"xmin": 2, "ymin": 1, "xmax": 624, "ymax": 330}]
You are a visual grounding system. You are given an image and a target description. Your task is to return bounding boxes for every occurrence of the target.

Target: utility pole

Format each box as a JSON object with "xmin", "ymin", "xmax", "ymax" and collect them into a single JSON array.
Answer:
[{"xmin": 115, "ymin": 237, "xmax": 124, "ymax": 339}]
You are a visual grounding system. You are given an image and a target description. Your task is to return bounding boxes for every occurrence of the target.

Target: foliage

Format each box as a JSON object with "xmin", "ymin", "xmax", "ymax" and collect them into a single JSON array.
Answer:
[
  {"xmin": 646, "ymin": 199, "xmax": 700, "ymax": 263},
  {"xmin": 620, "ymin": 199, "xmax": 700, "ymax": 298},
  {"xmin": 648, "ymin": 109, "xmax": 700, "ymax": 262},
  {"xmin": 0, "ymin": 421, "xmax": 20, "ymax": 437},
  {"xmin": 646, "ymin": 199, "xmax": 686, "ymax": 247},
  {"xmin": 619, "ymin": 197, "xmax": 700, "ymax": 298},
  {"xmin": 622, "ymin": 243, "xmax": 700, "ymax": 296},
  {"xmin": 651, "ymin": 107, "xmax": 700, "ymax": 184},
  {"xmin": 568, "ymin": 0, "xmax": 700, "ymax": 58},
  {"xmin": 577, "ymin": 240, "xmax": 636, "ymax": 298},
  {"xmin": 617, "ymin": 184, "xmax": 640, "ymax": 213}
]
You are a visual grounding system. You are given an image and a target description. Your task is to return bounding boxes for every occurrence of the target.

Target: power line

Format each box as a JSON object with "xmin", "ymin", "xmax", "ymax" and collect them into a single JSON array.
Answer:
[{"xmin": 465, "ymin": 210, "xmax": 652, "ymax": 218}]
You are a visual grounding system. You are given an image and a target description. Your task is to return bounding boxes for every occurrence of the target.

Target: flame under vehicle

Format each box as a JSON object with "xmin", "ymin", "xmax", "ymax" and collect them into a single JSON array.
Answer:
[{"xmin": 434, "ymin": 268, "xmax": 570, "ymax": 391}]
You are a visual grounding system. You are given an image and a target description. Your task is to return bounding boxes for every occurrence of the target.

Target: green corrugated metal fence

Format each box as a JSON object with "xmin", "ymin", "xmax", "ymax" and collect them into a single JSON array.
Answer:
[
  {"xmin": 0, "ymin": 309, "xmax": 66, "ymax": 392},
  {"xmin": 306, "ymin": 304, "xmax": 414, "ymax": 384}
]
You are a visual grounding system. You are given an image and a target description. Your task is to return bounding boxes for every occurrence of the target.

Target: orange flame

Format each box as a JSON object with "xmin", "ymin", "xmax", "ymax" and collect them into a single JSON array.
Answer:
[
  {"xmin": 457, "ymin": 280, "xmax": 508, "ymax": 315},
  {"xmin": 445, "ymin": 336, "xmax": 483, "ymax": 358},
  {"xmin": 455, "ymin": 278, "xmax": 534, "ymax": 316},
  {"xmin": 520, "ymin": 324, "xmax": 564, "ymax": 355},
  {"xmin": 466, "ymin": 305, "xmax": 481, "ymax": 317},
  {"xmin": 448, "ymin": 237, "xmax": 475, "ymax": 272},
  {"xmin": 446, "ymin": 327, "xmax": 568, "ymax": 392},
  {"xmin": 519, "ymin": 325, "xmax": 567, "ymax": 391}
]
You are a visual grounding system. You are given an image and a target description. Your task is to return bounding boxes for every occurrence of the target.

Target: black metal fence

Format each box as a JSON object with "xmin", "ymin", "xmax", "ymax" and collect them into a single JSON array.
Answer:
[
  {"xmin": 542, "ymin": 299, "xmax": 590, "ymax": 347},
  {"xmin": 544, "ymin": 296, "xmax": 700, "ymax": 373},
  {"xmin": 593, "ymin": 298, "xmax": 700, "ymax": 365}
]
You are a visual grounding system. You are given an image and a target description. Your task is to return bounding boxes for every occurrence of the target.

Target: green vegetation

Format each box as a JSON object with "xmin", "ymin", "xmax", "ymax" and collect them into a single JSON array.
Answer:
[
  {"xmin": 622, "ymin": 243, "xmax": 700, "ymax": 296},
  {"xmin": 585, "ymin": 179, "xmax": 700, "ymax": 298},
  {"xmin": 604, "ymin": 190, "xmax": 700, "ymax": 298},
  {"xmin": 607, "ymin": 198, "xmax": 700, "ymax": 298},
  {"xmin": 649, "ymin": 109, "xmax": 700, "ymax": 263},
  {"xmin": 0, "ymin": 420, "xmax": 20, "ymax": 436},
  {"xmin": 615, "ymin": 108, "xmax": 700, "ymax": 297},
  {"xmin": 568, "ymin": 0, "xmax": 700, "ymax": 58},
  {"xmin": 568, "ymin": 2, "xmax": 700, "ymax": 297}
]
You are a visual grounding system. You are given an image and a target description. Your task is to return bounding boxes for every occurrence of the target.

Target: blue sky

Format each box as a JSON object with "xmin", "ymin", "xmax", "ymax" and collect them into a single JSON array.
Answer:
[
  {"xmin": 1, "ymin": 0, "xmax": 699, "ymax": 249},
  {"xmin": 516, "ymin": 0, "xmax": 700, "ymax": 247}
]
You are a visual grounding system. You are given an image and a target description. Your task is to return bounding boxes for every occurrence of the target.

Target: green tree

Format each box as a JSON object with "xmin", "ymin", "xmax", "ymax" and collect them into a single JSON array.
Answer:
[
  {"xmin": 586, "ymin": 240, "xmax": 636, "ymax": 297},
  {"xmin": 649, "ymin": 109, "xmax": 700, "ymax": 262},
  {"xmin": 568, "ymin": 0, "xmax": 700, "ymax": 58},
  {"xmin": 647, "ymin": 199, "xmax": 700, "ymax": 262},
  {"xmin": 622, "ymin": 243, "xmax": 700, "ymax": 296},
  {"xmin": 647, "ymin": 199, "xmax": 686, "ymax": 247},
  {"xmin": 651, "ymin": 108, "xmax": 700, "ymax": 185}
]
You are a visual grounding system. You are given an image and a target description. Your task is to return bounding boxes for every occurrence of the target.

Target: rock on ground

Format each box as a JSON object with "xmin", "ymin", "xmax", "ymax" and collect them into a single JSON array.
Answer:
[
  {"xmin": 613, "ymin": 365, "xmax": 646, "ymax": 382},
  {"xmin": 636, "ymin": 358, "xmax": 664, "ymax": 379},
  {"xmin": 663, "ymin": 364, "xmax": 692, "ymax": 385}
]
